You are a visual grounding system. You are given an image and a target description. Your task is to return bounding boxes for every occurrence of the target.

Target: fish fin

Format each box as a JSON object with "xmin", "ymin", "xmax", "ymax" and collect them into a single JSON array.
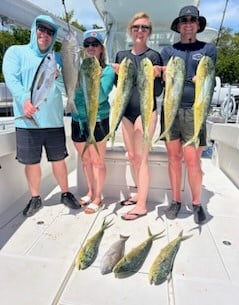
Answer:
[
  {"xmin": 92, "ymin": 140, "xmax": 100, "ymax": 155},
  {"xmin": 181, "ymin": 234, "xmax": 193, "ymax": 241},
  {"xmin": 102, "ymin": 217, "xmax": 114, "ymax": 230},
  {"xmin": 15, "ymin": 115, "xmax": 39, "ymax": 127},
  {"xmin": 65, "ymin": 99, "xmax": 78, "ymax": 115},
  {"xmin": 154, "ymin": 130, "xmax": 169, "ymax": 143},
  {"xmin": 81, "ymin": 137, "xmax": 99, "ymax": 157},
  {"xmin": 148, "ymin": 226, "xmax": 165, "ymax": 240},
  {"xmin": 102, "ymin": 133, "xmax": 110, "ymax": 143},
  {"xmin": 81, "ymin": 142, "xmax": 90, "ymax": 157},
  {"xmin": 184, "ymin": 137, "xmax": 199, "ymax": 148}
]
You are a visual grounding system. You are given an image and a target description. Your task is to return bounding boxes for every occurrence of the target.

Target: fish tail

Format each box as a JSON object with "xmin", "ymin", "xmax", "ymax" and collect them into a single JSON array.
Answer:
[
  {"xmin": 148, "ymin": 226, "xmax": 165, "ymax": 240},
  {"xmin": 65, "ymin": 98, "xmax": 78, "ymax": 115},
  {"xmin": 102, "ymin": 132, "xmax": 110, "ymax": 143},
  {"xmin": 184, "ymin": 136, "xmax": 199, "ymax": 148},
  {"xmin": 15, "ymin": 115, "xmax": 39, "ymax": 127},
  {"xmin": 181, "ymin": 234, "xmax": 193, "ymax": 242},
  {"xmin": 102, "ymin": 217, "xmax": 114, "ymax": 230},
  {"xmin": 102, "ymin": 131, "xmax": 115, "ymax": 147},
  {"xmin": 177, "ymin": 230, "xmax": 192, "ymax": 242},
  {"xmin": 81, "ymin": 142, "xmax": 90, "ymax": 157},
  {"xmin": 81, "ymin": 135, "xmax": 99, "ymax": 157},
  {"xmin": 92, "ymin": 139, "xmax": 100, "ymax": 155},
  {"xmin": 110, "ymin": 133, "xmax": 116, "ymax": 147},
  {"xmin": 154, "ymin": 130, "xmax": 170, "ymax": 143}
]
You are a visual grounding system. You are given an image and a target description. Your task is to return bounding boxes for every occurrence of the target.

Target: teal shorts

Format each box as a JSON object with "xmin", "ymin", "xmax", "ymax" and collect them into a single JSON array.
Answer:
[{"xmin": 160, "ymin": 108, "xmax": 207, "ymax": 146}]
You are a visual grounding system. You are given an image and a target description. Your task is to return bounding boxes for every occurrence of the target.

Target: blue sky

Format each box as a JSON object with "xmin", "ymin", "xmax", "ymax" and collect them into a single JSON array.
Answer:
[{"xmin": 31, "ymin": 0, "xmax": 239, "ymax": 33}]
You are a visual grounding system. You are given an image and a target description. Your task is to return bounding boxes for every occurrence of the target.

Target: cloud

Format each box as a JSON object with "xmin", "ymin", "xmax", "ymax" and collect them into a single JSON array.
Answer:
[
  {"xmin": 31, "ymin": 0, "xmax": 104, "ymax": 29},
  {"xmin": 200, "ymin": 0, "xmax": 239, "ymax": 32},
  {"xmin": 27, "ymin": 0, "xmax": 239, "ymax": 32}
]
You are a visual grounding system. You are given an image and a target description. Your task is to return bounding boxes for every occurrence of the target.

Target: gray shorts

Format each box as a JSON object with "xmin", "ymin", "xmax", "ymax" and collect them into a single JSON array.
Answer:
[
  {"xmin": 16, "ymin": 127, "xmax": 68, "ymax": 164},
  {"xmin": 160, "ymin": 108, "xmax": 207, "ymax": 146}
]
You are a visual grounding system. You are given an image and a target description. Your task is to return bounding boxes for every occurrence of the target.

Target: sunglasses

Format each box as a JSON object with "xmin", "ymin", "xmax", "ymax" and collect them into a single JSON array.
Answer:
[
  {"xmin": 83, "ymin": 41, "xmax": 101, "ymax": 48},
  {"xmin": 131, "ymin": 25, "xmax": 151, "ymax": 32},
  {"xmin": 37, "ymin": 24, "xmax": 55, "ymax": 37},
  {"xmin": 179, "ymin": 16, "xmax": 198, "ymax": 24}
]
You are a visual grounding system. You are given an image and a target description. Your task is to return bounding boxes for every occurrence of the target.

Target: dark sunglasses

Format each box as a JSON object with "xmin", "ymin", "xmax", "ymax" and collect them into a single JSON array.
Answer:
[
  {"xmin": 37, "ymin": 24, "xmax": 55, "ymax": 37},
  {"xmin": 179, "ymin": 16, "xmax": 198, "ymax": 24},
  {"xmin": 131, "ymin": 24, "xmax": 151, "ymax": 32},
  {"xmin": 83, "ymin": 41, "xmax": 101, "ymax": 48}
]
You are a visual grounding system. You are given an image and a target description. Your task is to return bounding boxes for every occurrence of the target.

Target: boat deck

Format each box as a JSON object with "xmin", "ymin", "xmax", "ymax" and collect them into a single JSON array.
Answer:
[{"xmin": 0, "ymin": 155, "xmax": 239, "ymax": 305}]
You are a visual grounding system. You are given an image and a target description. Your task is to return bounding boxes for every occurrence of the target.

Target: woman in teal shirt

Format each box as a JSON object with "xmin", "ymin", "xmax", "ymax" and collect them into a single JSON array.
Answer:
[{"xmin": 71, "ymin": 30, "xmax": 115, "ymax": 213}]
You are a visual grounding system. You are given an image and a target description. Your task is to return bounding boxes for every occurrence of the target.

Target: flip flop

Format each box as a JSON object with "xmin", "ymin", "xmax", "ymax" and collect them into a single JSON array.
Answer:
[
  {"xmin": 120, "ymin": 199, "xmax": 137, "ymax": 206},
  {"xmin": 121, "ymin": 212, "xmax": 147, "ymax": 221},
  {"xmin": 84, "ymin": 202, "xmax": 102, "ymax": 214}
]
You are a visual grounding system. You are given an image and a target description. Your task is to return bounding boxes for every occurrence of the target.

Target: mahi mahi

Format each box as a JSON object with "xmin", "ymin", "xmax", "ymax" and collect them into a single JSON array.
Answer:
[
  {"xmin": 184, "ymin": 56, "xmax": 215, "ymax": 147},
  {"xmin": 137, "ymin": 57, "xmax": 154, "ymax": 144},
  {"xmin": 148, "ymin": 230, "xmax": 192, "ymax": 285},
  {"xmin": 104, "ymin": 57, "xmax": 134, "ymax": 146},
  {"xmin": 80, "ymin": 56, "xmax": 102, "ymax": 155},
  {"xmin": 155, "ymin": 56, "xmax": 185, "ymax": 142},
  {"xmin": 75, "ymin": 218, "xmax": 113, "ymax": 270},
  {"xmin": 100, "ymin": 234, "xmax": 129, "ymax": 275},
  {"xmin": 113, "ymin": 227, "xmax": 165, "ymax": 278}
]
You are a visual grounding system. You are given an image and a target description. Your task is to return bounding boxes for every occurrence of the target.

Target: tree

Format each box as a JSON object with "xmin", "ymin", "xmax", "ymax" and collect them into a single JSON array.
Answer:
[
  {"xmin": 0, "ymin": 27, "xmax": 30, "ymax": 82},
  {"xmin": 61, "ymin": 9, "xmax": 86, "ymax": 32},
  {"xmin": 215, "ymin": 27, "xmax": 239, "ymax": 84}
]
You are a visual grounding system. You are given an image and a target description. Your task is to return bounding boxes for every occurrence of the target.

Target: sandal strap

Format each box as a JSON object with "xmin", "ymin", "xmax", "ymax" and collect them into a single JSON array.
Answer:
[{"xmin": 86, "ymin": 202, "xmax": 102, "ymax": 212}]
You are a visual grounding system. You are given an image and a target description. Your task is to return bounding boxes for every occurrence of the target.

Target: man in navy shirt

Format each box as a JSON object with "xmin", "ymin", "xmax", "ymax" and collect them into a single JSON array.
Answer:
[{"xmin": 160, "ymin": 6, "xmax": 217, "ymax": 224}]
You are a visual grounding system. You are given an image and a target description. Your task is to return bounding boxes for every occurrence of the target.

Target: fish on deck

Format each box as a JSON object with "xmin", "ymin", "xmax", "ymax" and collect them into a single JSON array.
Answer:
[
  {"xmin": 113, "ymin": 227, "xmax": 165, "ymax": 278},
  {"xmin": 75, "ymin": 218, "xmax": 113, "ymax": 270},
  {"xmin": 100, "ymin": 234, "xmax": 129, "ymax": 275},
  {"xmin": 148, "ymin": 230, "xmax": 192, "ymax": 285}
]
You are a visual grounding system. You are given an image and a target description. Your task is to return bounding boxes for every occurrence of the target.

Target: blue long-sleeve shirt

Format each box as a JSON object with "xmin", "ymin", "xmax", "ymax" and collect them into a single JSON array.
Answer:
[{"xmin": 2, "ymin": 15, "xmax": 65, "ymax": 128}]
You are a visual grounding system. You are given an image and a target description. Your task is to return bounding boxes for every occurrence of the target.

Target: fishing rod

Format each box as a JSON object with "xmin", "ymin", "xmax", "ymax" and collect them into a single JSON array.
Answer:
[
  {"xmin": 215, "ymin": 0, "xmax": 229, "ymax": 46},
  {"xmin": 61, "ymin": 0, "xmax": 71, "ymax": 32}
]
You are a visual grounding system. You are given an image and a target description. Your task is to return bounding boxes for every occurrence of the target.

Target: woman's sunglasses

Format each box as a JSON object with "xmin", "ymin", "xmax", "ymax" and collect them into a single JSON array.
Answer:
[
  {"xmin": 37, "ymin": 24, "xmax": 55, "ymax": 37},
  {"xmin": 83, "ymin": 41, "xmax": 101, "ymax": 48},
  {"xmin": 131, "ymin": 25, "xmax": 151, "ymax": 32}
]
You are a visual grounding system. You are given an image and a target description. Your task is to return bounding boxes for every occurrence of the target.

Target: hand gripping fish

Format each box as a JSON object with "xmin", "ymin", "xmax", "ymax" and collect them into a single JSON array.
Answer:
[
  {"xmin": 155, "ymin": 56, "xmax": 185, "ymax": 143},
  {"xmin": 184, "ymin": 56, "xmax": 215, "ymax": 148},
  {"xmin": 15, "ymin": 52, "xmax": 57, "ymax": 126},
  {"xmin": 148, "ymin": 230, "xmax": 192, "ymax": 285}
]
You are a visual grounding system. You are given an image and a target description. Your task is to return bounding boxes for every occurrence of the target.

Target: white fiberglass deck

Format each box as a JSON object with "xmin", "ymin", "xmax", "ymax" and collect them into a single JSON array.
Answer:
[{"xmin": 0, "ymin": 155, "xmax": 239, "ymax": 305}]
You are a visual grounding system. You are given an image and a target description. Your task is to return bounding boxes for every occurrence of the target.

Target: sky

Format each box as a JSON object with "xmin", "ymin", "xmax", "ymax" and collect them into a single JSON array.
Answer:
[{"xmin": 30, "ymin": 0, "xmax": 239, "ymax": 33}]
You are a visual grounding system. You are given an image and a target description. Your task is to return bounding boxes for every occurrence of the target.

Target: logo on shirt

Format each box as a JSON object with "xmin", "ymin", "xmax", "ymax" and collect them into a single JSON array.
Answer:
[{"xmin": 193, "ymin": 53, "xmax": 203, "ymax": 61}]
